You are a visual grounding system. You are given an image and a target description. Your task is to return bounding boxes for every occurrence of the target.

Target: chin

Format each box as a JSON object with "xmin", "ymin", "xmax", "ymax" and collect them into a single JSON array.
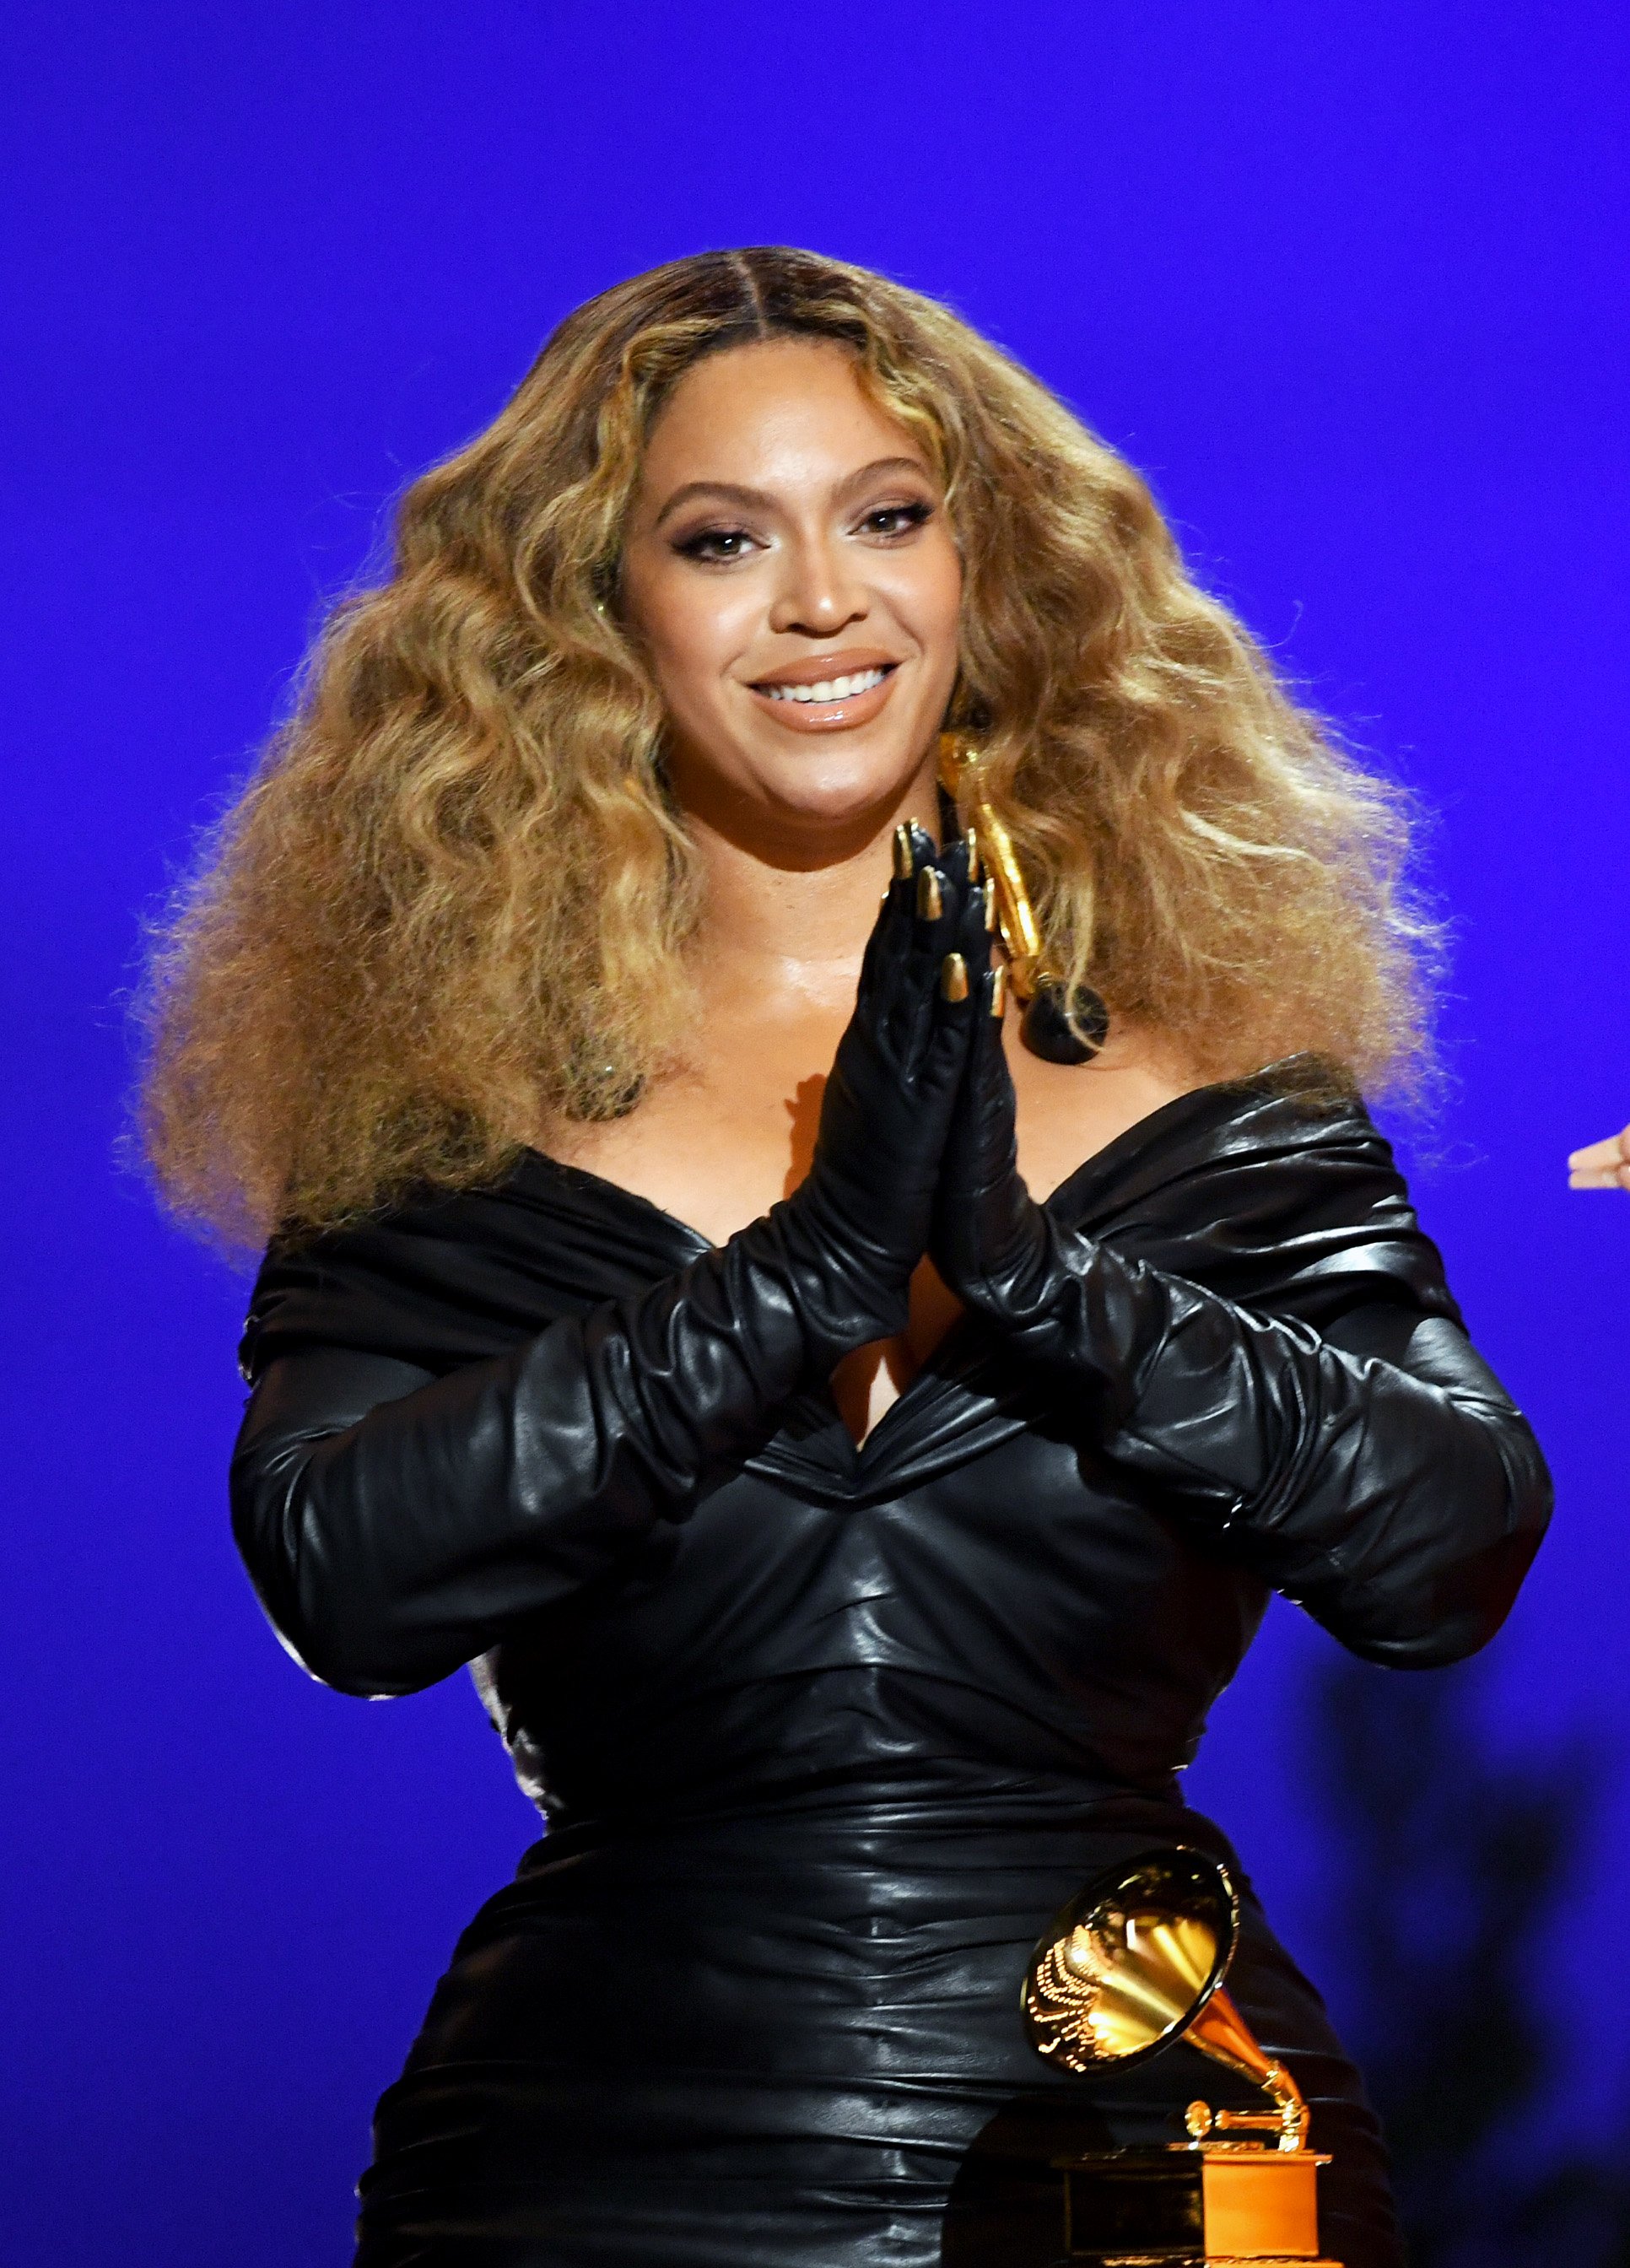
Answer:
[{"xmin": 756, "ymin": 745, "xmax": 926, "ymax": 824}]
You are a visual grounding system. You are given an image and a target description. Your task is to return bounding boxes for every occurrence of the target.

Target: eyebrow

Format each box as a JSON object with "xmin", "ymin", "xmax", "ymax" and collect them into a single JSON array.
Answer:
[{"xmin": 651, "ymin": 456, "xmax": 932, "ymax": 531}]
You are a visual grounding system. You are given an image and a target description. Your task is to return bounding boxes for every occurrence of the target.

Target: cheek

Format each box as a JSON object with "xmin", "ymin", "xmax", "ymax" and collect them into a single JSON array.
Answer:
[
  {"xmin": 896, "ymin": 537, "xmax": 964, "ymax": 680},
  {"xmin": 634, "ymin": 570, "xmax": 753, "ymax": 710}
]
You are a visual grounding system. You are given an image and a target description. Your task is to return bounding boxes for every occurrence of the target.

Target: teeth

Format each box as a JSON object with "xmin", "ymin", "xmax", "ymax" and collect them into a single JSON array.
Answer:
[{"xmin": 763, "ymin": 667, "xmax": 888, "ymax": 703}]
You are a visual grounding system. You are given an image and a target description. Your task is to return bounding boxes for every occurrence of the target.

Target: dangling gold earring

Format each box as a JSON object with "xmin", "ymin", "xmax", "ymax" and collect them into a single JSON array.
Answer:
[{"xmin": 936, "ymin": 732, "xmax": 1109, "ymax": 1065}]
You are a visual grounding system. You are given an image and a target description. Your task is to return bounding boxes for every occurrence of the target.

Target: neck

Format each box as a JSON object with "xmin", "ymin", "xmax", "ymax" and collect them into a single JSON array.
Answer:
[{"xmin": 683, "ymin": 763, "xmax": 941, "ymax": 1011}]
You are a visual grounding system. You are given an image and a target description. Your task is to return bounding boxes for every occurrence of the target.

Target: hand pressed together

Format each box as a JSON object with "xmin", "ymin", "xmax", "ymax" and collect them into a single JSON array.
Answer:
[
  {"xmin": 785, "ymin": 821, "xmax": 1065, "ymax": 1349},
  {"xmin": 777, "ymin": 824, "xmax": 993, "ymax": 1344}
]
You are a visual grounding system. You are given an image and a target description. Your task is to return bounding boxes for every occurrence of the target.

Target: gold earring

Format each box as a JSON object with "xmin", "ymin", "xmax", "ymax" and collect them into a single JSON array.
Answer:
[{"xmin": 934, "ymin": 732, "xmax": 1109, "ymax": 1064}]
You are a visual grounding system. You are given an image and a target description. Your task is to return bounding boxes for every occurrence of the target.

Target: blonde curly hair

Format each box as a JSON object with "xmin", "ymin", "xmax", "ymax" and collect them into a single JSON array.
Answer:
[{"xmin": 138, "ymin": 246, "xmax": 1435, "ymax": 1246}]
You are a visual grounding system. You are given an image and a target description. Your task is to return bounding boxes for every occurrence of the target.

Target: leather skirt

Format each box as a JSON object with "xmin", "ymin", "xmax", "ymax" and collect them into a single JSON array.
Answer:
[{"xmin": 354, "ymin": 1790, "xmax": 1401, "ymax": 2268}]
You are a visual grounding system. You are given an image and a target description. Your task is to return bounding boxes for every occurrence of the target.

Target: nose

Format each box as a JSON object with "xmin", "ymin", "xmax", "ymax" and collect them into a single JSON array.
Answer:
[{"xmin": 767, "ymin": 529, "xmax": 869, "ymax": 640}]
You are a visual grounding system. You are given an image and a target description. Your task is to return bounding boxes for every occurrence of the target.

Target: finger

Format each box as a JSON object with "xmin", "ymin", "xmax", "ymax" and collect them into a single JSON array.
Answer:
[
  {"xmin": 943, "ymin": 950, "xmax": 1021, "ymax": 1195},
  {"xmin": 1564, "ymin": 1142, "xmax": 1608, "ymax": 1170},
  {"xmin": 924, "ymin": 867, "xmax": 991, "ymax": 991},
  {"xmin": 871, "ymin": 828, "xmax": 978, "ymax": 1072},
  {"xmin": 855, "ymin": 877, "xmax": 912, "ymax": 1012},
  {"xmin": 933, "ymin": 832, "xmax": 974, "ymax": 899},
  {"xmin": 923, "ymin": 884, "xmax": 1000, "ymax": 1068},
  {"xmin": 972, "ymin": 958, "xmax": 1017, "ymax": 1098},
  {"xmin": 931, "ymin": 875, "xmax": 991, "ymax": 1034},
  {"xmin": 858, "ymin": 824, "xmax": 931, "ymax": 1006},
  {"xmin": 866, "ymin": 826, "xmax": 959, "ymax": 1068},
  {"xmin": 1568, "ymin": 1155, "xmax": 1630, "ymax": 1185},
  {"xmin": 905, "ymin": 819, "xmax": 937, "ymax": 872},
  {"xmin": 915, "ymin": 867, "xmax": 993, "ymax": 1093},
  {"xmin": 905, "ymin": 834, "xmax": 963, "ymax": 974},
  {"xmin": 925, "ymin": 872, "xmax": 983, "ymax": 982},
  {"xmin": 1566, "ymin": 1128, "xmax": 1630, "ymax": 1170},
  {"xmin": 963, "ymin": 875, "xmax": 996, "ymax": 975},
  {"xmin": 899, "ymin": 868, "xmax": 963, "ymax": 1066},
  {"xmin": 916, "ymin": 954, "xmax": 977, "ymax": 1110}
]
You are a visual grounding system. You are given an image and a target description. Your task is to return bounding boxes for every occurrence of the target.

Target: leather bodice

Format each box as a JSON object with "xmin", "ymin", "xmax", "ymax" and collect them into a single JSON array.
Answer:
[{"xmin": 233, "ymin": 1070, "xmax": 1551, "ymax": 1834}]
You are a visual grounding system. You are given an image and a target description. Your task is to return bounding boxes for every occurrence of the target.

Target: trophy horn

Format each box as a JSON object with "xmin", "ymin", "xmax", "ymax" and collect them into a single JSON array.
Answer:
[{"xmin": 1022, "ymin": 1845, "xmax": 1311, "ymax": 2152}]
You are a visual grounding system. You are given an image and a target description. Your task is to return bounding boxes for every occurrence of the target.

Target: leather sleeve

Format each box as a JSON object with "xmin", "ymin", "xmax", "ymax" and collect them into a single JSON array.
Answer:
[
  {"xmin": 229, "ymin": 848, "xmax": 995, "ymax": 1700},
  {"xmin": 230, "ymin": 1214, "xmax": 873, "ymax": 1700},
  {"xmin": 1014, "ymin": 1236, "xmax": 1552, "ymax": 1668}
]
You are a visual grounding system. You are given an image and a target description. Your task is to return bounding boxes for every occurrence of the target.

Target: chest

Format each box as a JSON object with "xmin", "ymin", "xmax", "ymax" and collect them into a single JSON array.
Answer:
[
  {"xmin": 551, "ymin": 1004, "xmax": 1178, "ymax": 1239},
  {"xmin": 544, "ymin": 1001, "xmax": 1190, "ymax": 1444}
]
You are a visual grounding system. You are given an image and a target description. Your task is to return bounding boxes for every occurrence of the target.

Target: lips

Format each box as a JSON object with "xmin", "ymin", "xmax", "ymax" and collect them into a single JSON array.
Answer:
[{"xmin": 746, "ymin": 652, "xmax": 903, "ymax": 733}]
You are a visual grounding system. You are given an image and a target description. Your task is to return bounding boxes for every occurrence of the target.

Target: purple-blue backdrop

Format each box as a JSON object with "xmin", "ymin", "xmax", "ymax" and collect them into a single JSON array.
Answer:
[{"xmin": 5, "ymin": 7, "xmax": 1627, "ymax": 2262}]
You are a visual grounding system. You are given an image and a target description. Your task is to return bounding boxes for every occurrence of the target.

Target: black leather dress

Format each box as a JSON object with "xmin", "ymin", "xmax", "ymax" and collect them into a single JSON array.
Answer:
[{"xmin": 233, "ymin": 1072, "xmax": 1552, "ymax": 2268}]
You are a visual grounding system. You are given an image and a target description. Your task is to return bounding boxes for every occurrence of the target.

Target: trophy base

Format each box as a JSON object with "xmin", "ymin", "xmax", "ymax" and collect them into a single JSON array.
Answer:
[{"xmin": 1055, "ymin": 2142, "xmax": 1339, "ymax": 2266}]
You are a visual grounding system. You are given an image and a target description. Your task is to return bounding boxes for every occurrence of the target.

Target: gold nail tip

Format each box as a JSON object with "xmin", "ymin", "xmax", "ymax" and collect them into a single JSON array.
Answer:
[
  {"xmin": 916, "ymin": 868, "xmax": 943, "ymax": 919},
  {"xmin": 989, "ymin": 965, "xmax": 1009, "ymax": 1016},
  {"xmin": 892, "ymin": 823, "xmax": 915, "ymax": 879},
  {"xmin": 940, "ymin": 953, "xmax": 970, "ymax": 1002}
]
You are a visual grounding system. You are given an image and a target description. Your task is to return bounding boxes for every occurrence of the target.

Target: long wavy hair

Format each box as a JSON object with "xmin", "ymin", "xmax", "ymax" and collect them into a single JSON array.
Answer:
[{"xmin": 138, "ymin": 246, "xmax": 1436, "ymax": 1246}]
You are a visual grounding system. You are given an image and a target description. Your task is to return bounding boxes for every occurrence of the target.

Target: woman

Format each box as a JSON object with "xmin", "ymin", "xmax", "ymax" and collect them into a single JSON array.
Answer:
[{"xmin": 141, "ymin": 248, "xmax": 1552, "ymax": 2268}]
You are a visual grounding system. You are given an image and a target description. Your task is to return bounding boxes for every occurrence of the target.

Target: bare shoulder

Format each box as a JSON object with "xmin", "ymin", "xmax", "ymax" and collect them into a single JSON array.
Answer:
[
  {"xmin": 530, "ymin": 995, "xmax": 851, "ymax": 1247},
  {"xmin": 1008, "ymin": 1018, "xmax": 1206, "ymax": 1201}
]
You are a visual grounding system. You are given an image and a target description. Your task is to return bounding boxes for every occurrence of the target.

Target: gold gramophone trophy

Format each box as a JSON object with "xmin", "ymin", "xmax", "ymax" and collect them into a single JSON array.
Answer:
[{"xmin": 1023, "ymin": 1847, "xmax": 1341, "ymax": 2266}]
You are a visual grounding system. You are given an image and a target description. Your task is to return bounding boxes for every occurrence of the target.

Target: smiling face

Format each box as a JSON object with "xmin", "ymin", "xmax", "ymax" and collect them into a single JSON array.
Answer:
[{"xmin": 619, "ymin": 338, "xmax": 963, "ymax": 854}]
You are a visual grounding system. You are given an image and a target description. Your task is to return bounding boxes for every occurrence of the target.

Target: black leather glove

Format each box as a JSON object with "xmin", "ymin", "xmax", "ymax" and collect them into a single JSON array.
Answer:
[
  {"xmin": 927, "ymin": 956, "xmax": 1054, "ymax": 1327},
  {"xmin": 777, "ymin": 824, "xmax": 990, "ymax": 1346},
  {"xmin": 232, "ymin": 824, "xmax": 986, "ymax": 1695},
  {"xmin": 928, "ymin": 976, "xmax": 1551, "ymax": 1650}
]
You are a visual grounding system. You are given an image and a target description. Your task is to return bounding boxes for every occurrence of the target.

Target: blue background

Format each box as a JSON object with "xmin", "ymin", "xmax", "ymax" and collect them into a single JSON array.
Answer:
[{"xmin": 4, "ymin": 5, "xmax": 1626, "ymax": 2261}]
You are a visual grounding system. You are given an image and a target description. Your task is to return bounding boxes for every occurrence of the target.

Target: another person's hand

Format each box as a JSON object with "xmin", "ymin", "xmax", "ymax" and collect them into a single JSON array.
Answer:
[{"xmin": 1568, "ymin": 1125, "xmax": 1630, "ymax": 1191}]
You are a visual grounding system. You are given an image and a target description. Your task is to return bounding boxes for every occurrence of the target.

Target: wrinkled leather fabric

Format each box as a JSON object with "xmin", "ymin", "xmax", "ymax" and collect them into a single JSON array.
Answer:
[{"xmin": 233, "ymin": 1070, "xmax": 1552, "ymax": 2268}]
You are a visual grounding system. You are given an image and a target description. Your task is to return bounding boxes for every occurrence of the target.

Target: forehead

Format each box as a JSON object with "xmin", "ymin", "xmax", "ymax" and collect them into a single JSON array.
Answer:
[{"xmin": 638, "ymin": 338, "xmax": 929, "ymax": 495}]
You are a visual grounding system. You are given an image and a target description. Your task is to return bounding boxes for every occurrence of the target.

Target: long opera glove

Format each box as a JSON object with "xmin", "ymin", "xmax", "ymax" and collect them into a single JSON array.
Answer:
[
  {"xmin": 928, "ymin": 980, "xmax": 1552, "ymax": 1666},
  {"xmin": 232, "ymin": 832, "xmax": 982, "ymax": 1698}
]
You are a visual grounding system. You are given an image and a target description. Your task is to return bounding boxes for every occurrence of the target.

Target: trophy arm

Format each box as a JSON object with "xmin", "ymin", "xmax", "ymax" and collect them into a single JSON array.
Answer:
[{"xmin": 1185, "ymin": 1985, "xmax": 1312, "ymax": 2152}]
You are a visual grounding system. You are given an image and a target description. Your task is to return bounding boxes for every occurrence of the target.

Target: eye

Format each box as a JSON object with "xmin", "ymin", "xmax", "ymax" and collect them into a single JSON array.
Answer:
[
  {"xmin": 855, "ymin": 500, "xmax": 935, "ymax": 541},
  {"xmin": 672, "ymin": 525, "xmax": 760, "ymax": 564}
]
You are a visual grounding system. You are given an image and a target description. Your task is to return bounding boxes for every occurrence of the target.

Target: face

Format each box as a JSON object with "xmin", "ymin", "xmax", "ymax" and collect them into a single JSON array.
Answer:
[{"xmin": 619, "ymin": 338, "xmax": 963, "ymax": 849}]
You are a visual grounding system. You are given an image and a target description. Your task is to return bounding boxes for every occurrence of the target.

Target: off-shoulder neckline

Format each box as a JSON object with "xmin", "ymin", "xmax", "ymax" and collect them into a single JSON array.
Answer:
[{"xmin": 513, "ymin": 1055, "xmax": 1357, "ymax": 1258}]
